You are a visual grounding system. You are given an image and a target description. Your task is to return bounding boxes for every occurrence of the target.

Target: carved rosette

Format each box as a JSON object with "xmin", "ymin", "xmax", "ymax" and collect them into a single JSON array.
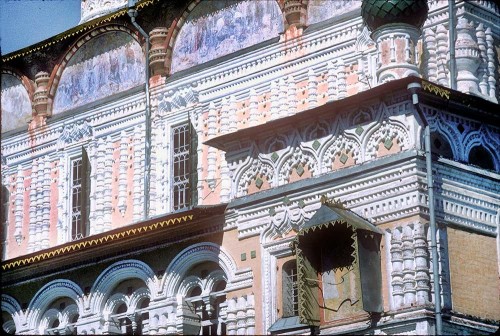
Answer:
[
  {"xmin": 149, "ymin": 27, "xmax": 169, "ymax": 76},
  {"xmin": 33, "ymin": 71, "xmax": 50, "ymax": 117}
]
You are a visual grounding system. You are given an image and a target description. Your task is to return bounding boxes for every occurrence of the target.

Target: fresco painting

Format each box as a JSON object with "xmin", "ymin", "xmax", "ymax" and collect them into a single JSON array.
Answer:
[
  {"xmin": 307, "ymin": 0, "xmax": 360, "ymax": 26},
  {"xmin": 1, "ymin": 74, "xmax": 32, "ymax": 133},
  {"xmin": 171, "ymin": 0, "xmax": 283, "ymax": 73},
  {"xmin": 53, "ymin": 32, "xmax": 144, "ymax": 114}
]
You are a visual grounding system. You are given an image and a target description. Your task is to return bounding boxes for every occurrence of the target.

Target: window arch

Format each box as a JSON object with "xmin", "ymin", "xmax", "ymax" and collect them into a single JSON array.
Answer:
[
  {"xmin": 180, "ymin": 261, "xmax": 228, "ymax": 336},
  {"xmin": 468, "ymin": 145, "xmax": 495, "ymax": 171},
  {"xmin": 430, "ymin": 131, "xmax": 453, "ymax": 159}
]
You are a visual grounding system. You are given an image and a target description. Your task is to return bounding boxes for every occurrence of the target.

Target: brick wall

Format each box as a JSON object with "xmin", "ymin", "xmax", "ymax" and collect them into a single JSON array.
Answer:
[{"xmin": 447, "ymin": 227, "xmax": 500, "ymax": 320}]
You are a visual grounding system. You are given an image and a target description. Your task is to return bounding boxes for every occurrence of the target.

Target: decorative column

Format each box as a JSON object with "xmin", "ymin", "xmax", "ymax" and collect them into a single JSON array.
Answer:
[
  {"xmin": 41, "ymin": 156, "xmax": 51, "ymax": 249},
  {"xmin": 435, "ymin": 24, "xmax": 449, "ymax": 86},
  {"xmin": 307, "ymin": 69, "xmax": 318, "ymax": 108},
  {"xmin": 94, "ymin": 138, "xmax": 106, "ymax": 233},
  {"xmin": 361, "ymin": 0, "xmax": 428, "ymax": 83},
  {"xmin": 245, "ymin": 294, "xmax": 255, "ymax": 335},
  {"xmin": 337, "ymin": 58, "xmax": 347, "ymax": 99},
  {"xmin": 327, "ymin": 61, "xmax": 338, "ymax": 101},
  {"xmin": 206, "ymin": 102, "xmax": 218, "ymax": 190},
  {"xmin": 236, "ymin": 296, "xmax": 246, "ymax": 335},
  {"xmin": 220, "ymin": 97, "xmax": 229, "ymax": 134},
  {"xmin": 117, "ymin": 131, "xmax": 128, "ymax": 216},
  {"xmin": 390, "ymin": 227, "xmax": 404, "ymax": 308},
  {"xmin": 278, "ymin": 77, "xmax": 289, "ymax": 118},
  {"xmin": 455, "ymin": 18, "xmax": 480, "ymax": 93},
  {"xmin": 28, "ymin": 159, "xmax": 38, "ymax": 252},
  {"xmin": 149, "ymin": 27, "xmax": 169, "ymax": 77},
  {"xmin": 226, "ymin": 298, "xmax": 237, "ymax": 335},
  {"xmin": 229, "ymin": 95, "xmax": 238, "ymax": 133},
  {"xmin": 476, "ymin": 23, "xmax": 488, "ymax": 96},
  {"xmin": 103, "ymin": 136, "xmax": 113, "ymax": 231},
  {"xmin": 88, "ymin": 139, "xmax": 97, "ymax": 233},
  {"xmin": 414, "ymin": 223, "xmax": 430, "ymax": 305},
  {"xmin": 270, "ymin": 80, "xmax": 279, "ymax": 120},
  {"xmin": 133, "ymin": 125, "xmax": 145, "ymax": 220},
  {"xmin": 485, "ymin": 28, "xmax": 496, "ymax": 100},
  {"xmin": 423, "ymin": 27, "xmax": 437, "ymax": 82},
  {"xmin": 287, "ymin": 76, "xmax": 297, "ymax": 116},
  {"xmin": 248, "ymin": 89, "xmax": 259, "ymax": 125},
  {"xmin": 402, "ymin": 225, "xmax": 416, "ymax": 305},
  {"xmin": 14, "ymin": 165, "xmax": 24, "ymax": 245},
  {"xmin": 56, "ymin": 154, "xmax": 68, "ymax": 243},
  {"xmin": 33, "ymin": 71, "xmax": 50, "ymax": 117}
]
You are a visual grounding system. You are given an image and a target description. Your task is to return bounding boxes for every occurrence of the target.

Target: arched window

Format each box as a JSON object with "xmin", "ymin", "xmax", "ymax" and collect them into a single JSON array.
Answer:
[
  {"xmin": 282, "ymin": 260, "xmax": 298, "ymax": 317},
  {"xmin": 468, "ymin": 145, "xmax": 495, "ymax": 171},
  {"xmin": 181, "ymin": 262, "xmax": 228, "ymax": 335},
  {"xmin": 103, "ymin": 278, "xmax": 150, "ymax": 335},
  {"xmin": 430, "ymin": 132, "xmax": 453, "ymax": 159}
]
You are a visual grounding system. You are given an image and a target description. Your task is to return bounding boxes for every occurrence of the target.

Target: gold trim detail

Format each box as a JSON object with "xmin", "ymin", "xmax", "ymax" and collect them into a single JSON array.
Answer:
[
  {"xmin": 422, "ymin": 80, "xmax": 450, "ymax": 100},
  {"xmin": 2, "ymin": 214, "xmax": 193, "ymax": 271},
  {"xmin": 2, "ymin": 0, "xmax": 158, "ymax": 62}
]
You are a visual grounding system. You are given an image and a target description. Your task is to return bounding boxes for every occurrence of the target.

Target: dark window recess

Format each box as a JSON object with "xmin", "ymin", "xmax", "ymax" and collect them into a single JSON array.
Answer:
[
  {"xmin": 430, "ymin": 132, "xmax": 453, "ymax": 159},
  {"xmin": 468, "ymin": 145, "xmax": 495, "ymax": 171}
]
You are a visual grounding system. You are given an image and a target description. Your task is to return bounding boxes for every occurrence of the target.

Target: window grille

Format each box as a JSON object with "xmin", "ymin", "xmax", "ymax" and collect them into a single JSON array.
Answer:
[
  {"xmin": 70, "ymin": 158, "xmax": 84, "ymax": 240},
  {"xmin": 282, "ymin": 260, "xmax": 299, "ymax": 317},
  {"xmin": 172, "ymin": 123, "xmax": 191, "ymax": 210}
]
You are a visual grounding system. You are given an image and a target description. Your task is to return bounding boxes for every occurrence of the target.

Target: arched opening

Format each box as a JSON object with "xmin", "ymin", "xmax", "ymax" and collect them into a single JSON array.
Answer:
[
  {"xmin": 181, "ymin": 261, "xmax": 228, "ymax": 335},
  {"xmin": 468, "ymin": 145, "xmax": 495, "ymax": 171},
  {"xmin": 430, "ymin": 132, "xmax": 453, "ymax": 159},
  {"xmin": 1, "ymin": 311, "xmax": 16, "ymax": 335},
  {"xmin": 104, "ymin": 278, "xmax": 150, "ymax": 335}
]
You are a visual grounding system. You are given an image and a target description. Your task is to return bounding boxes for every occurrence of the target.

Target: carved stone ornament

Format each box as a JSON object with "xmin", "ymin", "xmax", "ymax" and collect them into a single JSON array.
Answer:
[{"xmin": 57, "ymin": 120, "xmax": 93, "ymax": 148}]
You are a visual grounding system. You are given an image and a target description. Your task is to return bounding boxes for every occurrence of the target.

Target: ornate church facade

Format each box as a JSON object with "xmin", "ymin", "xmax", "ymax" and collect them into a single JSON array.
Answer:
[{"xmin": 1, "ymin": 0, "xmax": 499, "ymax": 334}]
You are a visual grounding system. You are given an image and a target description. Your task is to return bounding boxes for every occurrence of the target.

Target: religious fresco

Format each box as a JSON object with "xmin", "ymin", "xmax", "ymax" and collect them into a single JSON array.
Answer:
[
  {"xmin": 53, "ymin": 32, "xmax": 145, "ymax": 114},
  {"xmin": 171, "ymin": 0, "xmax": 283, "ymax": 73},
  {"xmin": 1, "ymin": 74, "xmax": 32, "ymax": 133},
  {"xmin": 307, "ymin": 0, "xmax": 360, "ymax": 26}
]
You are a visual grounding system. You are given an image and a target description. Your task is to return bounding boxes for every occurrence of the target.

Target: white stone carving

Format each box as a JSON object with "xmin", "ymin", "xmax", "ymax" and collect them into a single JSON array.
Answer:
[
  {"xmin": 455, "ymin": 18, "xmax": 480, "ymax": 93},
  {"xmin": 117, "ymin": 132, "xmax": 128, "ymax": 217}
]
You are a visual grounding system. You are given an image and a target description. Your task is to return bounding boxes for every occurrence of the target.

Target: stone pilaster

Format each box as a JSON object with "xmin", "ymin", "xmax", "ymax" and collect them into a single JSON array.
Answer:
[
  {"xmin": 41, "ymin": 156, "xmax": 51, "ymax": 249},
  {"xmin": 133, "ymin": 125, "xmax": 145, "ymax": 220}
]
